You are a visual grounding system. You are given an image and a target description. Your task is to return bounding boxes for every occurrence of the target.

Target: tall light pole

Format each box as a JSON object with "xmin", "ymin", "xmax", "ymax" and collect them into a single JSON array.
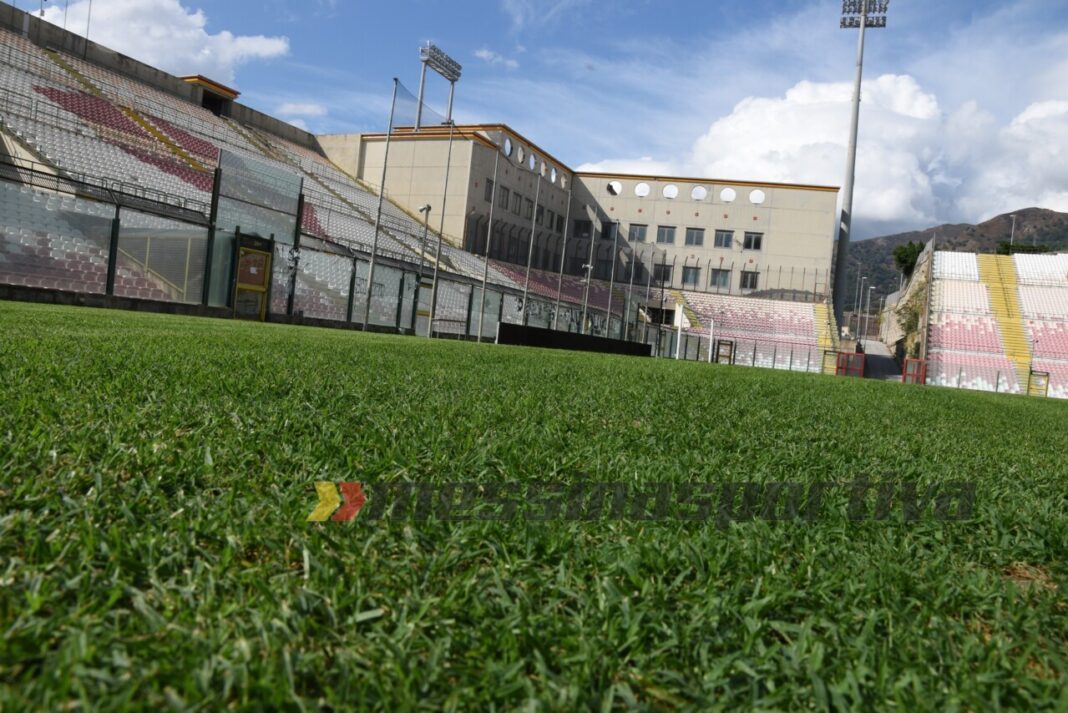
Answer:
[
  {"xmin": 861, "ymin": 285, "xmax": 875, "ymax": 341},
  {"xmin": 417, "ymin": 204, "xmax": 432, "ymax": 279},
  {"xmin": 476, "ymin": 148, "xmax": 502, "ymax": 342},
  {"xmin": 854, "ymin": 275, "xmax": 866, "ymax": 336},
  {"xmin": 520, "ymin": 164, "xmax": 542, "ymax": 324},
  {"xmin": 428, "ymin": 120, "xmax": 456, "ymax": 339},
  {"xmin": 1009, "ymin": 214, "xmax": 1017, "ymax": 247},
  {"xmin": 833, "ymin": 0, "xmax": 889, "ymax": 327}
]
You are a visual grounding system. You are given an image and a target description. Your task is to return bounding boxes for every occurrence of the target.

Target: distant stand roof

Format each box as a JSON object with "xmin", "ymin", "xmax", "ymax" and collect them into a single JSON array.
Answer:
[{"xmin": 180, "ymin": 75, "xmax": 240, "ymax": 100}]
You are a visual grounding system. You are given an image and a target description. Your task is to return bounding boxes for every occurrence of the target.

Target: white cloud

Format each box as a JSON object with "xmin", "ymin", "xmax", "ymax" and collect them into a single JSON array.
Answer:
[
  {"xmin": 676, "ymin": 73, "xmax": 1068, "ymax": 234},
  {"xmin": 474, "ymin": 48, "xmax": 519, "ymax": 71},
  {"xmin": 276, "ymin": 102, "xmax": 328, "ymax": 118},
  {"xmin": 41, "ymin": 0, "xmax": 288, "ymax": 85},
  {"xmin": 689, "ymin": 75, "xmax": 943, "ymax": 226}
]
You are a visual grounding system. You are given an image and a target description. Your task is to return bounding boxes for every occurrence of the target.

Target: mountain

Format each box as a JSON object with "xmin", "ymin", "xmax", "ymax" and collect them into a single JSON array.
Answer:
[{"xmin": 844, "ymin": 208, "xmax": 1068, "ymax": 306}]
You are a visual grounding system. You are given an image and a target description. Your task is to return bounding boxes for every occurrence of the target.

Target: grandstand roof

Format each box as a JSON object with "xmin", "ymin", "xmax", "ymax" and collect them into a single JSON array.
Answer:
[{"xmin": 180, "ymin": 75, "xmax": 240, "ymax": 100}]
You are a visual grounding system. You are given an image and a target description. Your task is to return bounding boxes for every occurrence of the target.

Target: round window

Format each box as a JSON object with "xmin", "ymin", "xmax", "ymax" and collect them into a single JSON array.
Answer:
[{"xmin": 635, "ymin": 182, "xmax": 651, "ymax": 198}]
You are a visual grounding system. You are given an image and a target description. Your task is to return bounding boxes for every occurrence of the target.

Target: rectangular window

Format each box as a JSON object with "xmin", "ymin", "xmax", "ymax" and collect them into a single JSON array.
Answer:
[
  {"xmin": 714, "ymin": 230, "xmax": 733, "ymax": 249},
  {"xmin": 524, "ymin": 198, "xmax": 534, "ymax": 220},
  {"xmin": 656, "ymin": 226, "xmax": 676, "ymax": 245},
  {"xmin": 709, "ymin": 268, "xmax": 730, "ymax": 289},
  {"xmin": 601, "ymin": 221, "xmax": 619, "ymax": 241},
  {"xmin": 574, "ymin": 219, "xmax": 592, "ymax": 239},
  {"xmin": 685, "ymin": 228, "xmax": 705, "ymax": 246},
  {"xmin": 740, "ymin": 270, "xmax": 759, "ymax": 290},
  {"xmin": 546, "ymin": 209, "xmax": 555, "ymax": 229},
  {"xmin": 536, "ymin": 205, "xmax": 545, "ymax": 225},
  {"xmin": 556, "ymin": 215, "xmax": 565, "ymax": 233},
  {"xmin": 629, "ymin": 224, "xmax": 648, "ymax": 242},
  {"xmin": 743, "ymin": 232, "xmax": 763, "ymax": 251},
  {"xmin": 653, "ymin": 264, "xmax": 673, "ymax": 285},
  {"xmin": 682, "ymin": 265, "xmax": 700, "ymax": 287},
  {"xmin": 498, "ymin": 186, "xmax": 510, "ymax": 210},
  {"xmin": 511, "ymin": 192, "xmax": 522, "ymax": 215},
  {"xmin": 484, "ymin": 179, "xmax": 494, "ymax": 203}
]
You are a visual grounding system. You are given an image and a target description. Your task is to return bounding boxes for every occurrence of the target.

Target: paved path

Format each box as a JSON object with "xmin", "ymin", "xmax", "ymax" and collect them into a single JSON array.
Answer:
[{"xmin": 861, "ymin": 340, "xmax": 902, "ymax": 381}]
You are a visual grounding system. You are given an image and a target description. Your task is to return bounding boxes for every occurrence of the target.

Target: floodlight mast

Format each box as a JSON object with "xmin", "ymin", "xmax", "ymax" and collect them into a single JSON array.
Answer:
[
  {"xmin": 832, "ymin": 0, "xmax": 888, "ymax": 330},
  {"xmin": 415, "ymin": 42, "xmax": 463, "ymax": 131}
]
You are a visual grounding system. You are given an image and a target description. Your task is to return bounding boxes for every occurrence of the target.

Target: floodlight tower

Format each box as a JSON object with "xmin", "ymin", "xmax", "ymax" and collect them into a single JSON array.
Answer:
[
  {"xmin": 832, "ymin": 0, "xmax": 889, "ymax": 327},
  {"xmin": 415, "ymin": 42, "xmax": 462, "ymax": 130}
]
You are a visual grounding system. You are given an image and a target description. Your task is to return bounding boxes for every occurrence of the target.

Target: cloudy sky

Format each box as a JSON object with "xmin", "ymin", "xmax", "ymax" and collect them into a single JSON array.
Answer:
[{"xmin": 28, "ymin": 0, "xmax": 1068, "ymax": 238}]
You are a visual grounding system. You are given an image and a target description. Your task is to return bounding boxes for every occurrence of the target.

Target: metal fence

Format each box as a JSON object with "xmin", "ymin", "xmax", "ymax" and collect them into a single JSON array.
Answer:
[{"xmin": 1, "ymin": 149, "xmax": 836, "ymax": 378}]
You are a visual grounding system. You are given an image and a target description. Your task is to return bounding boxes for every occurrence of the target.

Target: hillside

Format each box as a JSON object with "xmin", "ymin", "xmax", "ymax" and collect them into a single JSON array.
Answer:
[{"xmin": 846, "ymin": 208, "xmax": 1068, "ymax": 303}]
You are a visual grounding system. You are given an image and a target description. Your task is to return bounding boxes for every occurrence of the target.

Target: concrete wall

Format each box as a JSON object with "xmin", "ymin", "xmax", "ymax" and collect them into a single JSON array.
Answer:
[{"xmin": 319, "ymin": 134, "xmax": 363, "ymax": 177}]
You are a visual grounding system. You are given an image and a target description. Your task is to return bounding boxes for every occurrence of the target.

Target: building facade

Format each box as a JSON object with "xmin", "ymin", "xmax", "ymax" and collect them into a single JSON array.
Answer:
[{"xmin": 320, "ymin": 124, "xmax": 838, "ymax": 300}]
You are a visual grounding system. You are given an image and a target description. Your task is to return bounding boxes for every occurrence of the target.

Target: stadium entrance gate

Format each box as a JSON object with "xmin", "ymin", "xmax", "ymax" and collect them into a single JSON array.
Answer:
[
  {"xmin": 712, "ymin": 339, "xmax": 735, "ymax": 365},
  {"xmin": 828, "ymin": 351, "xmax": 865, "ymax": 378},
  {"xmin": 902, "ymin": 358, "xmax": 927, "ymax": 385},
  {"xmin": 232, "ymin": 234, "xmax": 274, "ymax": 321}
]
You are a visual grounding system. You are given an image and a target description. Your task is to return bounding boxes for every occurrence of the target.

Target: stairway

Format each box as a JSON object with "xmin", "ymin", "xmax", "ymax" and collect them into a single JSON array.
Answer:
[
  {"xmin": 670, "ymin": 290, "xmax": 702, "ymax": 329},
  {"xmin": 976, "ymin": 254, "xmax": 1031, "ymax": 389},
  {"xmin": 814, "ymin": 301, "xmax": 839, "ymax": 374}
]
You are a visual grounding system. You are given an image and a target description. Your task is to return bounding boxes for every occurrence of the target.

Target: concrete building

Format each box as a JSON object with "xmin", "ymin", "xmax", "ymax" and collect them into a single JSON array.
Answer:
[{"xmin": 321, "ymin": 124, "xmax": 839, "ymax": 301}]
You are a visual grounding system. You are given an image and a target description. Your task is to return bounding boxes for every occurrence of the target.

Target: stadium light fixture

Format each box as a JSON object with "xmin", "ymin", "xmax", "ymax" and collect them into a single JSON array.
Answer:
[
  {"xmin": 832, "ymin": 0, "xmax": 889, "ymax": 327},
  {"xmin": 421, "ymin": 43, "xmax": 463, "ymax": 83},
  {"xmin": 415, "ymin": 42, "xmax": 463, "ymax": 130}
]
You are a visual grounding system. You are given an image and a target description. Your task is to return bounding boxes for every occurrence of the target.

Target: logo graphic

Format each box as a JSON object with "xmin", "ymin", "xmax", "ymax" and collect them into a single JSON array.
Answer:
[{"xmin": 307, "ymin": 482, "xmax": 366, "ymax": 522}]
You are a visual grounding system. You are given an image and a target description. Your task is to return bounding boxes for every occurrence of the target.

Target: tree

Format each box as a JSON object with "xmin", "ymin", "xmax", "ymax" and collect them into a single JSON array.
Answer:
[{"xmin": 893, "ymin": 241, "xmax": 923, "ymax": 279}]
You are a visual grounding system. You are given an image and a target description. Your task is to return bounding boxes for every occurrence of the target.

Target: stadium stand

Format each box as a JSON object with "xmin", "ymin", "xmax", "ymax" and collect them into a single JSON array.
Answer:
[
  {"xmin": 0, "ymin": 180, "xmax": 171, "ymax": 299},
  {"xmin": 672, "ymin": 290, "xmax": 828, "ymax": 372},
  {"xmin": 0, "ymin": 17, "xmax": 859, "ymax": 375},
  {"xmin": 926, "ymin": 250, "xmax": 1068, "ymax": 397}
]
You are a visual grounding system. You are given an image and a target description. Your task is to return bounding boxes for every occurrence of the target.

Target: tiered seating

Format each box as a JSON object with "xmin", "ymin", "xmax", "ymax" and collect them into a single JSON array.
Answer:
[
  {"xmin": 1034, "ymin": 360, "xmax": 1068, "ymax": 399},
  {"xmin": 932, "ymin": 280, "xmax": 990, "ymax": 314},
  {"xmin": 927, "ymin": 350, "xmax": 1020, "ymax": 393},
  {"xmin": 1014, "ymin": 254, "xmax": 1068, "ymax": 286},
  {"xmin": 927, "ymin": 251, "xmax": 1068, "ymax": 399},
  {"xmin": 294, "ymin": 249, "xmax": 350, "ymax": 322},
  {"xmin": 681, "ymin": 291, "xmax": 818, "ymax": 343},
  {"xmin": 487, "ymin": 260, "xmax": 625, "ymax": 313},
  {"xmin": 0, "ymin": 180, "xmax": 169, "ymax": 299},
  {"xmin": 1018, "ymin": 285, "xmax": 1068, "ymax": 319},
  {"xmin": 928, "ymin": 313, "xmax": 1001, "ymax": 353},
  {"xmin": 933, "ymin": 251, "xmax": 979, "ymax": 281},
  {"xmin": 1028, "ymin": 321, "xmax": 1068, "ymax": 360}
]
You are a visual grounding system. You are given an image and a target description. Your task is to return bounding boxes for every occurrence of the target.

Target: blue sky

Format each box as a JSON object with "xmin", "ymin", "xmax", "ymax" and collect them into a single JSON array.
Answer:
[{"xmin": 30, "ymin": 0, "xmax": 1068, "ymax": 237}]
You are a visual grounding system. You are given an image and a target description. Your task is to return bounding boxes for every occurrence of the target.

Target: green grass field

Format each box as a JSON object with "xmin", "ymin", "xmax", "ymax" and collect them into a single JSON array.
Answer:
[{"xmin": 1, "ymin": 301, "xmax": 1066, "ymax": 711}]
